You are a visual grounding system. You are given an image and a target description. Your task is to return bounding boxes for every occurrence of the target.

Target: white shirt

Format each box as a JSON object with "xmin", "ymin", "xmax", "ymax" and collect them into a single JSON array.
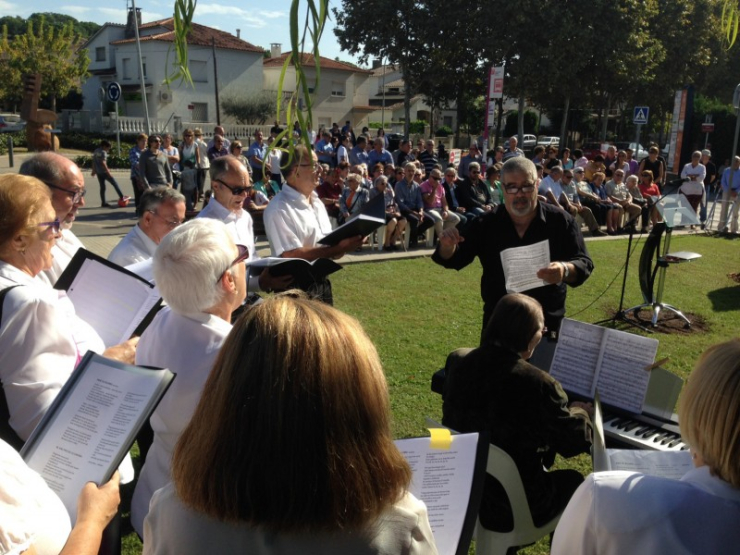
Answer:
[
  {"xmin": 0, "ymin": 440, "xmax": 71, "ymax": 555},
  {"xmin": 36, "ymin": 229, "xmax": 84, "ymax": 287},
  {"xmin": 269, "ymin": 149, "xmax": 283, "ymax": 178},
  {"xmin": 107, "ymin": 225, "xmax": 158, "ymax": 267},
  {"xmin": 130, "ymin": 308, "xmax": 232, "ymax": 537},
  {"xmin": 538, "ymin": 175, "xmax": 564, "ymax": 200},
  {"xmin": 680, "ymin": 163, "xmax": 707, "ymax": 197},
  {"xmin": 144, "ymin": 485, "xmax": 438, "ymax": 555},
  {"xmin": 337, "ymin": 144, "xmax": 349, "ymax": 164},
  {"xmin": 263, "ymin": 184, "xmax": 333, "ymax": 256},
  {"xmin": 552, "ymin": 466, "xmax": 740, "ymax": 555}
]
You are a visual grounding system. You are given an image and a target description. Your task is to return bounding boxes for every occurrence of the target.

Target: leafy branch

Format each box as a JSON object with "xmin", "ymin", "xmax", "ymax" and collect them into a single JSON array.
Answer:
[
  {"xmin": 165, "ymin": 0, "xmax": 196, "ymax": 86},
  {"xmin": 722, "ymin": 0, "xmax": 740, "ymax": 48}
]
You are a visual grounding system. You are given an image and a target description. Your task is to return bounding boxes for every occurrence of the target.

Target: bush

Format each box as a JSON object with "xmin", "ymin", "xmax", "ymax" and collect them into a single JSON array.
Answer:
[
  {"xmin": 408, "ymin": 120, "xmax": 426, "ymax": 134},
  {"xmin": 222, "ymin": 93, "xmax": 276, "ymax": 125},
  {"xmin": 74, "ymin": 154, "xmax": 130, "ymax": 170},
  {"xmin": 435, "ymin": 126, "xmax": 453, "ymax": 137},
  {"xmin": 0, "ymin": 131, "xmax": 27, "ymax": 155}
]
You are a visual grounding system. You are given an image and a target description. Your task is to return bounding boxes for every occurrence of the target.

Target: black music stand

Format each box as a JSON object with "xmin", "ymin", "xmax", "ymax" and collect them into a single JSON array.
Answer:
[{"xmin": 625, "ymin": 195, "xmax": 701, "ymax": 328}]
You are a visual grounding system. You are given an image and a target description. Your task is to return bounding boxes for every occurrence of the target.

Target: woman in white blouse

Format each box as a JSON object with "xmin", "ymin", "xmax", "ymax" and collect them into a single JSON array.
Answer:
[
  {"xmin": 130, "ymin": 218, "xmax": 247, "ymax": 536},
  {"xmin": 0, "ymin": 175, "xmax": 136, "ymax": 447},
  {"xmin": 552, "ymin": 339, "xmax": 740, "ymax": 554},
  {"xmin": 143, "ymin": 294, "xmax": 438, "ymax": 555}
]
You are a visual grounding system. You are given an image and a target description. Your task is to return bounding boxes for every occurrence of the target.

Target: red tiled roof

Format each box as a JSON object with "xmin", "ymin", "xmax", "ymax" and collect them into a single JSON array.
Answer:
[
  {"xmin": 111, "ymin": 19, "xmax": 263, "ymax": 53},
  {"xmin": 264, "ymin": 52, "xmax": 372, "ymax": 74}
]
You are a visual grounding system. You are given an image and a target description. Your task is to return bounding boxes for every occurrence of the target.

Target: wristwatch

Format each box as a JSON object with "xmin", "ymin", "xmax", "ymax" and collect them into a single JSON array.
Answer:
[{"xmin": 560, "ymin": 261, "xmax": 570, "ymax": 279}]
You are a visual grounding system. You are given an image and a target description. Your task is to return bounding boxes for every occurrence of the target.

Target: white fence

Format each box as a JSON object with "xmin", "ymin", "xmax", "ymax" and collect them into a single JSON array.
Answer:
[{"xmin": 115, "ymin": 116, "xmax": 272, "ymax": 140}]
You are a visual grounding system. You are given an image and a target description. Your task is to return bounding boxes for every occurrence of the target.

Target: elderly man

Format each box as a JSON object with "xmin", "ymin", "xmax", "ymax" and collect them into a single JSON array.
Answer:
[
  {"xmin": 207, "ymin": 125, "xmax": 230, "ymax": 151},
  {"xmin": 560, "ymin": 169, "xmax": 607, "ymax": 237},
  {"xmin": 503, "ymin": 136, "xmax": 524, "ymax": 161},
  {"xmin": 456, "ymin": 162, "xmax": 494, "ymax": 216},
  {"xmin": 246, "ymin": 130, "xmax": 267, "ymax": 177},
  {"xmin": 264, "ymin": 145, "xmax": 363, "ymax": 304},
  {"xmin": 417, "ymin": 139, "xmax": 439, "ymax": 177},
  {"xmin": 395, "ymin": 162, "xmax": 435, "ymax": 248},
  {"xmin": 108, "ymin": 187, "xmax": 186, "ymax": 267},
  {"xmin": 458, "ymin": 144, "xmax": 483, "ymax": 179},
  {"xmin": 433, "ymin": 157, "xmax": 593, "ymax": 336},
  {"xmin": 198, "ymin": 156, "xmax": 290, "ymax": 294},
  {"xmin": 421, "ymin": 168, "xmax": 461, "ymax": 238},
  {"xmin": 18, "ymin": 153, "xmax": 88, "ymax": 286},
  {"xmin": 367, "ymin": 137, "xmax": 394, "ymax": 170},
  {"xmin": 394, "ymin": 138, "xmax": 415, "ymax": 168},
  {"xmin": 606, "ymin": 169, "xmax": 641, "ymax": 230}
]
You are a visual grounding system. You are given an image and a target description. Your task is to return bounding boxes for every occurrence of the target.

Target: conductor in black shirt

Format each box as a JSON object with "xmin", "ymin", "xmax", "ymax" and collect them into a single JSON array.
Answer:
[{"xmin": 432, "ymin": 157, "xmax": 593, "ymax": 336}]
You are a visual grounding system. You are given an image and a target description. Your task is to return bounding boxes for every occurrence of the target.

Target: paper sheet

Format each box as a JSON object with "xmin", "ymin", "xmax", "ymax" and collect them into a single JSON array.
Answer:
[
  {"xmin": 395, "ymin": 433, "xmax": 479, "ymax": 555},
  {"xmin": 499, "ymin": 240, "xmax": 550, "ymax": 293},
  {"xmin": 606, "ymin": 449, "xmax": 693, "ymax": 479}
]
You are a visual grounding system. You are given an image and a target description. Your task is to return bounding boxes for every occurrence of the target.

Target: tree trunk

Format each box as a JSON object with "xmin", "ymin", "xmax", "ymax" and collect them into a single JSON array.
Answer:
[
  {"xmin": 517, "ymin": 93, "xmax": 525, "ymax": 144},
  {"xmin": 560, "ymin": 94, "xmax": 570, "ymax": 148},
  {"xmin": 50, "ymin": 94, "xmax": 56, "ymax": 114},
  {"xmin": 401, "ymin": 60, "xmax": 411, "ymax": 137},
  {"xmin": 600, "ymin": 94, "xmax": 610, "ymax": 141}
]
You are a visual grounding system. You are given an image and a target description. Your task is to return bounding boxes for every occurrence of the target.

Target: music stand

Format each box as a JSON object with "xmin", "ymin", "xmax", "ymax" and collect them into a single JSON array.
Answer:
[{"xmin": 625, "ymin": 195, "xmax": 701, "ymax": 328}]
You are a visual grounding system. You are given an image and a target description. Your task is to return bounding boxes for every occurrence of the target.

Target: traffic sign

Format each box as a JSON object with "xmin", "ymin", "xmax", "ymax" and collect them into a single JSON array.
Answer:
[
  {"xmin": 633, "ymin": 106, "xmax": 649, "ymax": 125},
  {"xmin": 701, "ymin": 123, "xmax": 715, "ymax": 133},
  {"xmin": 106, "ymin": 82, "xmax": 122, "ymax": 103}
]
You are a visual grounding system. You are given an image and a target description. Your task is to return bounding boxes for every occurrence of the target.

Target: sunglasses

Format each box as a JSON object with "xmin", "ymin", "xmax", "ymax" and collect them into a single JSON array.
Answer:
[
  {"xmin": 214, "ymin": 179, "xmax": 251, "ymax": 196},
  {"xmin": 216, "ymin": 244, "xmax": 249, "ymax": 283},
  {"xmin": 37, "ymin": 218, "xmax": 62, "ymax": 234}
]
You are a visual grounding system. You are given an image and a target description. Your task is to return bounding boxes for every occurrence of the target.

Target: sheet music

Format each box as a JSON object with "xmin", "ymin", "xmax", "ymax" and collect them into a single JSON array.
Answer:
[
  {"xmin": 23, "ymin": 357, "xmax": 170, "ymax": 522},
  {"xmin": 606, "ymin": 449, "xmax": 693, "ymax": 479},
  {"xmin": 499, "ymin": 240, "xmax": 550, "ymax": 293},
  {"xmin": 596, "ymin": 330, "xmax": 658, "ymax": 414},
  {"xmin": 66, "ymin": 260, "xmax": 160, "ymax": 346},
  {"xmin": 395, "ymin": 433, "xmax": 479, "ymax": 555},
  {"xmin": 550, "ymin": 318, "xmax": 604, "ymax": 397}
]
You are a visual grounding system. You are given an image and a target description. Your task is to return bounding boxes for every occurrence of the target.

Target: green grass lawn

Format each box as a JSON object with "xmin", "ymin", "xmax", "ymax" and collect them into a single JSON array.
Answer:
[{"xmin": 121, "ymin": 233, "xmax": 740, "ymax": 555}]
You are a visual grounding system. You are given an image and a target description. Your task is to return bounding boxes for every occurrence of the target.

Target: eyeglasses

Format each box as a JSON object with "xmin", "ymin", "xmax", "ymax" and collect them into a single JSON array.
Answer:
[
  {"xmin": 430, "ymin": 176, "xmax": 440, "ymax": 181},
  {"xmin": 504, "ymin": 183, "xmax": 536, "ymax": 194},
  {"xmin": 148, "ymin": 210, "xmax": 184, "ymax": 229},
  {"xmin": 37, "ymin": 218, "xmax": 61, "ymax": 234},
  {"xmin": 184, "ymin": 134, "xmax": 193, "ymax": 138},
  {"xmin": 233, "ymin": 145, "xmax": 243, "ymax": 149},
  {"xmin": 217, "ymin": 244, "xmax": 249, "ymax": 283},
  {"xmin": 44, "ymin": 182, "xmax": 87, "ymax": 204},
  {"xmin": 214, "ymin": 179, "xmax": 251, "ymax": 196},
  {"xmin": 470, "ymin": 170, "xmax": 480, "ymax": 174}
]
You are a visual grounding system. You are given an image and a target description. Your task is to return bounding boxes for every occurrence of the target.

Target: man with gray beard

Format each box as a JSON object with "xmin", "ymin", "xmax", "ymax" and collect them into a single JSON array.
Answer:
[{"xmin": 432, "ymin": 157, "xmax": 593, "ymax": 336}]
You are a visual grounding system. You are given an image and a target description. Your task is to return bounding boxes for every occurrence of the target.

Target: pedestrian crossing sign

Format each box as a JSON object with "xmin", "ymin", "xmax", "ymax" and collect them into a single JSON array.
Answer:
[{"xmin": 633, "ymin": 106, "xmax": 649, "ymax": 125}]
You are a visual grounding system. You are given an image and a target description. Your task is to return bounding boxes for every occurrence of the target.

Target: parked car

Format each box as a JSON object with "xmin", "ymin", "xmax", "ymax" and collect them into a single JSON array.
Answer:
[
  {"xmin": 581, "ymin": 142, "xmax": 607, "ymax": 160},
  {"xmin": 0, "ymin": 114, "xmax": 26, "ymax": 133},
  {"xmin": 537, "ymin": 135, "xmax": 560, "ymax": 147},
  {"xmin": 505, "ymin": 134, "xmax": 537, "ymax": 151},
  {"xmin": 613, "ymin": 141, "xmax": 648, "ymax": 161}
]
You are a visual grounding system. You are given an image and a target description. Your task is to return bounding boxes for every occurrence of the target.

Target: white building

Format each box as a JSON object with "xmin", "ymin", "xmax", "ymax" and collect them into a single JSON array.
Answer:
[{"xmin": 81, "ymin": 8, "xmax": 264, "ymax": 129}]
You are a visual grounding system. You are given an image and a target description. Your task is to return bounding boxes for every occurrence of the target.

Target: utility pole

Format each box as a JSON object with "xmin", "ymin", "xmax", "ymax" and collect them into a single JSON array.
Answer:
[
  {"xmin": 212, "ymin": 37, "xmax": 221, "ymax": 125},
  {"xmin": 130, "ymin": 0, "xmax": 150, "ymax": 134}
]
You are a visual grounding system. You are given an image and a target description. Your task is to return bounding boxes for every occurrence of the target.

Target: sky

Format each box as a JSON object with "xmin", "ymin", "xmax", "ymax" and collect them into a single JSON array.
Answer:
[{"xmin": 2, "ymin": 0, "xmax": 366, "ymax": 66}]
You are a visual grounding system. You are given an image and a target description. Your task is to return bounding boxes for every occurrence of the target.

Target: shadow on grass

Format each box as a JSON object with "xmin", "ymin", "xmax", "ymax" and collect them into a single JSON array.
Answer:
[{"xmin": 707, "ymin": 285, "xmax": 740, "ymax": 312}]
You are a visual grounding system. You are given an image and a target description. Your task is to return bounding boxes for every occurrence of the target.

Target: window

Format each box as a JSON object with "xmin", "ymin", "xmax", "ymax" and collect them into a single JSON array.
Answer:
[
  {"xmin": 122, "ymin": 58, "xmax": 132, "ymax": 80},
  {"xmin": 330, "ymin": 82, "xmax": 345, "ymax": 97},
  {"xmin": 191, "ymin": 102, "xmax": 208, "ymax": 122},
  {"xmin": 142, "ymin": 57, "xmax": 147, "ymax": 79},
  {"xmin": 95, "ymin": 47, "xmax": 106, "ymax": 62},
  {"xmin": 190, "ymin": 60, "xmax": 208, "ymax": 83}
]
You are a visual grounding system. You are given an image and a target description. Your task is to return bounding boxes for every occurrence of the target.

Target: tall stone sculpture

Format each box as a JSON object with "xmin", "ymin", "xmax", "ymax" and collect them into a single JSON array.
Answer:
[{"xmin": 20, "ymin": 74, "xmax": 60, "ymax": 152}]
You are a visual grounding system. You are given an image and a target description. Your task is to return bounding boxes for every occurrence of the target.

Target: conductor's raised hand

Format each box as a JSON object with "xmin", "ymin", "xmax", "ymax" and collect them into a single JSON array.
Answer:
[
  {"xmin": 537, "ymin": 262, "xmax": 565, "ymax": 284},
  {"xmin": 437, "ymin": 227, "xmax": 464, "ymax": 260}
]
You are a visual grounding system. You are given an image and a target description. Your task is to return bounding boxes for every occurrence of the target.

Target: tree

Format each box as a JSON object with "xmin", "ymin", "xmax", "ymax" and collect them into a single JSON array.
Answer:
[
  {"xmin": 222, "ymin": 93, "xmax": 277, "ymax": 124},
  {"xmin": 1, "ymin": 16, "xmax": 90, "ymax": 112},
  {"xmin": 333, "ymin": 0, "xmax": 429, "ymax": 136}
]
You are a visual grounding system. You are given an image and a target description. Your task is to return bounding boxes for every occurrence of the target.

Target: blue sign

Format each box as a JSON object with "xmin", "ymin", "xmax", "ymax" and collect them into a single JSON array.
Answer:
[
  {"xmin": 106, "ymin": 82, "xmax": 122, "ymax": 103},
  {"xmin": 633, "ymin": 106, "xmax": 649, "ymax": 125}
]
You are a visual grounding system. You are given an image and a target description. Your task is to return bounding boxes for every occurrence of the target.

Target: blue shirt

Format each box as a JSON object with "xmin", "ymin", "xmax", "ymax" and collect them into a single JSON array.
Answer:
[
  {"xmin": 721, "ymin": 166, "xmax": 740, "ymax": 192},
  {"xmin": 394, "ymin": 179, "xmax": 423, "ymax": 212},
  {"xmin": 368, "ymin": 149, "xmax": 394, "ymax": 170},
  {"xmin": 246, "ymin": 141, "xmax": 266, "ymax": 170},
  {"xmin": 349, "ymin": 145, "xmax": 369, "ymax": 167},
  {"xmin": 316, "ymin": 139, "xmax": 334, "ymax": 164}
]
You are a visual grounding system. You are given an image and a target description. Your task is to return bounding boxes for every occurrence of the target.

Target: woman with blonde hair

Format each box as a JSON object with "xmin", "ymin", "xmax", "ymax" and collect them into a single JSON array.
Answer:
[
  {"xmin": 144, "ymin": 294, "xmax": 437, "ymax": 554},
  {"xmin": 553, "ymin": 339, "xmax": 740, "ymax": 554}
]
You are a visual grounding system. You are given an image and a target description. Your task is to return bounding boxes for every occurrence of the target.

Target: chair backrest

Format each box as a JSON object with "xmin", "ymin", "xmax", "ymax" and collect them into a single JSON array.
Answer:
[
  {"xmin": 638, "ymin": 222, "xmax": 665, "ymax": 303},
  {"xmin": 485, "ymin": 444, "xmax": 538, "ymax": 532}
]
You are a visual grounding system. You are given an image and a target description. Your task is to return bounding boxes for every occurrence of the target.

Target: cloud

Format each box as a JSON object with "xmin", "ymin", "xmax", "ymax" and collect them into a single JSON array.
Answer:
[
  {"xmin": 59, "ymin": 5, "xmax": 92, "ymax": 15},
  {"xmin": 0, "ymin": 0, "xmax": 18, "ymax": 12},
  {"xmin": 194, "ymin": 3, "xmax": 286, "ymax": 28}
]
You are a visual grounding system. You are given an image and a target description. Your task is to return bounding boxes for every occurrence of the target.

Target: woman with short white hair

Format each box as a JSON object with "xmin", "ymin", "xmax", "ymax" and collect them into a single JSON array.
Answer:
[{"xmin": 130, "ymin": 218, "xmax": 248, "ymax": 536}]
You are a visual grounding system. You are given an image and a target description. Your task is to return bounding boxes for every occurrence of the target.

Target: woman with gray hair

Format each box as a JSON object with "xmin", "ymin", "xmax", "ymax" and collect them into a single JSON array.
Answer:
[
  {"xmin": 338, "ymin": 172, "xmax": 369, "ymax": 224},
  {"xmin": 370, "ymin": 175, "xmax": 406, "ymax": 251},
  {"xmin": 130, "ymin": 218, "xmax": 248, "ymax": 536}
]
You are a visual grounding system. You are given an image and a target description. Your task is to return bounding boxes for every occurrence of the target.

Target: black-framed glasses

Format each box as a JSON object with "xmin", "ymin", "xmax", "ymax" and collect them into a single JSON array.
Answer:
[
  {"xmin": 563, "ymin": 174, "xmax": 573, "ymax": 179},
  {"xmin": 44, "ymin": 182, "xmax": 87, "ymax": 204},
  {"xmin": 504, "ymin": 183, "xmax": 536, "ymax": 194},
  {"xmin": 217, "ymin": 244, "xmax": 249, "ymax": 283},
  {"xmin": 214, "ymin": 179, "xmax": 251, "ymax": 196},
  {"xmin": 37, "ymin": 218, "xmax": 61, "ymax": 234},
  {"xmin": 148, "ymin": 210, "xmax": 184, "ymax": 229}
]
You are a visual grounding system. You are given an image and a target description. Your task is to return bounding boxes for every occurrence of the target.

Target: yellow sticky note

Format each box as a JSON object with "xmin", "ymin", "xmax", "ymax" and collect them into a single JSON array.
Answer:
[{"xmin": 428, "ymin": 428, "xmax": 452, "ymax": 450}]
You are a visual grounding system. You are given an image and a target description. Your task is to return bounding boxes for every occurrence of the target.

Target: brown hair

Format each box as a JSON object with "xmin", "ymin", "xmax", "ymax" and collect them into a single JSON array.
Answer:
[
  {"xmin": 482, "ymin": 293, "xmax": 544, "ymax": 353},
  {"xmin": 0, "ymin": 175, "xmax": 53, "ymax": 254},
  {"xmin": 172, "ymin": 293, "xmax": 411, "ymax": 531},
  {"xmin": 281, "ymin": 144, "xmax": 312, "ymax": 180},
  {"xmin": 679, "ymin": 339, "xmax": 740, "ymax": 488},
  {"xmin": 641, "ymin": 169, "xmax": 654, "ymax": 181}
]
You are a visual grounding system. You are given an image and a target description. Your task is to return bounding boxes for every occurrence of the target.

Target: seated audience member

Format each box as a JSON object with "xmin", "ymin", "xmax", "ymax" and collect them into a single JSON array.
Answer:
[
  {"xmin": 143, "ymin": 294, "xmax": 438, "ymax": 554},
  {"xmin": 605, "ymin": 169, "xmax": 641, "ymax": 230},
  {"xmin": 253, "ymin": 176, "xmax": 281, "ymax": 199},
  {"xmin": 456, "ymin": 162, "xmax": 494, "ymax": 216},
  {"xmin": 245, "ymin": 186, "xmax": 270, "ymax": 212},
  {"xmin": 442, "ymin": 293, "xmax": 592, "ymax": 533},
  {"xmin": 625, "ymin": 174, "xmax": 650, "ymax": 233},
  {"xmin": 553, "ymin": 339, "xmax": 740, "ymax": 554},
  {"xmin": 108, "ymin": 187, "xmax": 186, "ymax": 267},
  {"xmin": 572, "ymin": 149, "xmax": 589, "ymax": 169},
  {"xmin": 130, "ymin": 219, "xmax": 247, "ymax": 537},
  {"xmin": 590, "ymin": 172, "xmax": 623, "ymax": 235},
  {"xmin": 0, "ymin": 175, "xmax": 137, "ymax": 447},
  {"xmin": 339, "ymin": 173, "xmax": 370, "ymax": 224},
  {"xmin": 484, "ymin": 164, "xmax": 503, "ymax": 205},
  {"xmin": 574, "ymin": 167, "xmax": 610, "ymax": 227},
  {"xmin": 316, "ymin": 167, "xmax": 345, "ymax": 220},
  {"xmin": 0, "ymin": 439, "xmax": 121, "ymax": 555},
  {"xmin": 441, "ymin": 167, "xmax": 471, "ymax": 227},
  {"xmin": 608, "ymin": 150, "xmax": 630, "ymax": 176},
  {"xmin": 538, "ymin": 165, "xmax": 566, "ymax": 206},
  {"xmin": 394, "ymin": 163, "xmax": 435, "ymax": 248},
  {"xmin": 420, "ymin": 168, "xmax": 461, "ymax": 238},
  {"xmin": 370, "ymin": 175, "xmax": 406, "ymax": 251},
  {"xmin": 560, "ymin": 147, "xmax": 574, "ymax": 170},
  {"xmin": 561, "ymin": 170, "xmax": 607, "ymax": 237},
  {"xmin": 229, "ymin": 141, "xmax": 252, "ymax": 177},
  {"xmin": 584, "ymin": 154, "xmax": 606, "ymax": 182}
]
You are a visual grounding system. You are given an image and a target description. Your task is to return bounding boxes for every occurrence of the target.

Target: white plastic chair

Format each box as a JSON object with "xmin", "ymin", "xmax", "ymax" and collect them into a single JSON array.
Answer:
[
  {"xmin": 474, "ymin": 444, "xmax": 563, "ymax": 555},
  {"xmin": 371, "ymin": 225, "xmax": 387, "ymax": 251}
]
